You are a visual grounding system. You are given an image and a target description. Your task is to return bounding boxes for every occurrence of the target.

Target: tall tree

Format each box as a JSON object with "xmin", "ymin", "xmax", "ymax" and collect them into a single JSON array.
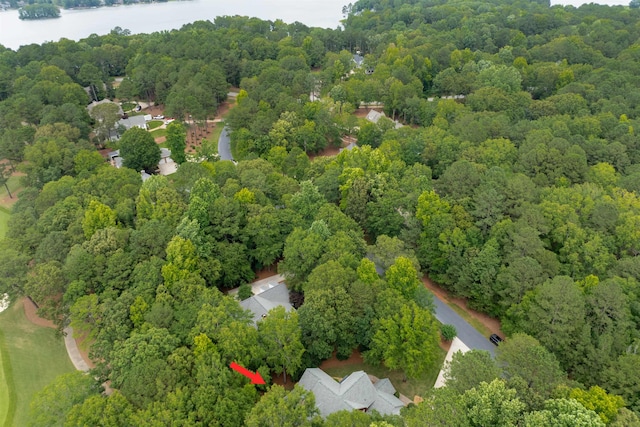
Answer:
[
  {"xmin": 0, "ymin": 163, "xmax": 12, "ymax": 198},
  {"xmin": 366, "ymin": 301, "xmax": 440, "ymax": 381},
  {"xmin": 244, "ymin": 385, "xmax": 320, "ymax": 427},
  {"xmin": 89, "ymin": 102, "xmax": 120, "ymax": 144},
  {"xmin": 444, "ymin": 350, "xmax": 501, "ymax": 395},
  {"xmin": 165, "ymin": 122, "xmax": 187, "ymax": 164},
  {"xmin": 118, "ymin": 127, "xmax": 161, "ymax": 173},
  {"xmin": 463, "ymin": 379, "xmax": 525, "ymax": 427},
  {"xmin": 258, "ymin": 306, "xmax": 305, "ymax": 383},
  {"xmin": 29, "ymin": 372, "xmax": 101, "ymax": 427},
  {"xmin": 496, "ymin": 333, "xmax": 567, "ymax": 410}
]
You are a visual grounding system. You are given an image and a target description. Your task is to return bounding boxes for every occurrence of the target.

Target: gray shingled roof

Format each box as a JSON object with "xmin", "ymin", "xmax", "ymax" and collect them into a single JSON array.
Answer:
[
  {"xmin": 239, "ymin": 283, "xmax": 293, "ymax": 325},
  {"xmin": 87, "ymin": 99, "xmax": 124, "ymax": 116},
  {"xmin": 118, "ymin": 115, "xmax": 148, "ymax": 130},
  {"xmin": 298, "ymin": 368, "xmax": 404, "ymax": 418}
]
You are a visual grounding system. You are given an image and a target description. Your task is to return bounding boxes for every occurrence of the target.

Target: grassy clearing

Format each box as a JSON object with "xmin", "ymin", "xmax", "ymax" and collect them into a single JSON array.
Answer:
[
  {"xmin": 323, "ymin": 348, "xmax": 446, "ymax": 399},
  {"xmin": 150, "ymin": 128, "xmax": 167, "ymax": 138},
  {"xmin": 147, "ymin": 120, "xmax": 164, "ymax": 130},
  {"xmin": 0, "ymin": 302, "xmax": 75, "ymax": 427}
]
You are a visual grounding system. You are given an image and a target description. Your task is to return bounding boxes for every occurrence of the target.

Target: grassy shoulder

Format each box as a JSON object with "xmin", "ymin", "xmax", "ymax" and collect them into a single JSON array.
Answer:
[
  {"xmin": 447, "ymin": 303, "xmax": 492, "ymax": 337},
  {"xmin": 0, "ymin": 301, "xmax": 75, "ymax": 427},
  {"xmin": 0, "ymin": 329, "xmax": 14, "ymax": 427},
  {"xmin": 323, "ymin": 348, "xmax": 446, "ymax": 399},
  {"xmin": 206, "ymin": 121, "xmax": 224, "ymax": 155}
]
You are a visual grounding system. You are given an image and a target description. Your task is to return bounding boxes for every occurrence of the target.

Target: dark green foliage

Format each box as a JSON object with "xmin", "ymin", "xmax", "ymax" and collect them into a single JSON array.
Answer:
[
  {"xmin": 237, "ymin": 283, "xmax": 253, "ymax": 301},
  {"xmin": 440, "ymin": 324, "xmax": 457, "ymax": 342},
  {"xmin": 118, "ymin": 127, "xmax": 161, "ymax": 173},
  {"xmin": 4, "ymin": 2, "xmax": 640, "ymax": 424}
]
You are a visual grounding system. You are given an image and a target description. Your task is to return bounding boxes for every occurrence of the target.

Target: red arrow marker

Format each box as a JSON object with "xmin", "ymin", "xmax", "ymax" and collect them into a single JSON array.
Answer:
[{"xmin": 230, "ymin": 362, "xmax": 265, "ymax": 384}]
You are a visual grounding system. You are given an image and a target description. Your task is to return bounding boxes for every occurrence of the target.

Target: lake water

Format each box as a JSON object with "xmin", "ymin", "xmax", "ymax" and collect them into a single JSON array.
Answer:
[
  {"xmin": 0, "ymin": 0, "xmax": 630, "ymax": 51},
  {"xmin": 0, "ymin": 0, "xmax": 348, "ymax": 50}
]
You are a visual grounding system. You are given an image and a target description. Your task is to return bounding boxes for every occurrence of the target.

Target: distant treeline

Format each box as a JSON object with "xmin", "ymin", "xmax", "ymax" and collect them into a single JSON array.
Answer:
[
  {"xmin": 18, "ymin": 3, "xmax": 60, "ymax": 19},
  {"xmin": 12, "ymin": 0, "xmax": 171, "ymax": 13}
]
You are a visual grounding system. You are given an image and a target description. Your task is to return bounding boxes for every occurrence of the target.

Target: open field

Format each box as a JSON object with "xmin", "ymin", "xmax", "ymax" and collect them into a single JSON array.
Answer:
[
  {"xmin": 322, "ymin": 348, "xmax": 446, "ymax": 399},
  {"xmin": 0, "ymin": 301, "xmax": 75, "ymax": 427}
]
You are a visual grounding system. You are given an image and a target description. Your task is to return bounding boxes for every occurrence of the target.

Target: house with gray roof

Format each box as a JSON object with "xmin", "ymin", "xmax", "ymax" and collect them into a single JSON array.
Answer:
[
  {"xmin": 118, "ymin": 115, "xmax": 148, "ymax": 131},
  {"xmin": 365, "ymin": 109, "xmax": 403, "ymax": 129},
  {"xmin": 239, "ymin": 282, "xmax": 293, "ymax": 326},
  {"xmin": 298, "ymin": 368, "xmax": 404, "ymax": 417},
  {"xmin": 87, "ymin": 99, "xmax": 124, "ymax": 115}
]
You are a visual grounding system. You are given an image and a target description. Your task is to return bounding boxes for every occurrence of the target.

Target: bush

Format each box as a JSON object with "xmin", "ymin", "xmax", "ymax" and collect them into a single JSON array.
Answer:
[
  {"xmin": 237, "ymin": 283, "xmax": 253, "ymax": 301},
  {"xmin": 440, "ymin": 324, "xmax": 457, "ymax": 342}
]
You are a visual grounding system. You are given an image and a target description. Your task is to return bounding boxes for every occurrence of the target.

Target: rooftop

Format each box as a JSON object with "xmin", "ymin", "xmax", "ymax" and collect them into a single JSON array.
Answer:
[
  {"xmin": 298, "ymin": 368, "xmax": 404, "ymax": 417},
  {"xmin": 239, "ymin": 282, "xmax": 293, "ymax": 325}
]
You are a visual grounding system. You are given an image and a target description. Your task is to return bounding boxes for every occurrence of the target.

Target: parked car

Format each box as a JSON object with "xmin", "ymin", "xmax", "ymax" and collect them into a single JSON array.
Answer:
[
  {"xmin": 489, "ymin": 334, "xmax": 503, "ymax": 345},
  {"xmin": 153, "ymin": 115, "xmax": 164, "ymax": 120}
]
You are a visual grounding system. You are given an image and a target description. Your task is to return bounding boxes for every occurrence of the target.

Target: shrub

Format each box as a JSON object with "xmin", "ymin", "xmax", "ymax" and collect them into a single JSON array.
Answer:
[
  {"xmin": 440, "ymin": 324, "xmax": 457, "ymax": 341},
  {"xmin": 237, "ymin": 283, "xmax": 253, "ymax": 301}
]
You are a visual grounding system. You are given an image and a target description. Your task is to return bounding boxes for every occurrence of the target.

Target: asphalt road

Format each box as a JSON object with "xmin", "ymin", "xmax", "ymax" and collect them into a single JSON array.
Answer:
[
  {"xmin": 218, "ymin": 125, "xmax": 233, "ymax": 161},
  {"xmin": 428, "ymin": 290, "xmax": 497, "ymax": 357}
]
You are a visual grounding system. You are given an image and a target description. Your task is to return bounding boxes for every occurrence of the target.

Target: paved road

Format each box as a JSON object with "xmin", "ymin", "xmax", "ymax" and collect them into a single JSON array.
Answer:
[
  {"xmin": 217, "ymin": 125, "xmax": 234, "ymax": 161},
  {"xmin": 428, "ymin": 290, "xmax": 497, "ymax": 357}
]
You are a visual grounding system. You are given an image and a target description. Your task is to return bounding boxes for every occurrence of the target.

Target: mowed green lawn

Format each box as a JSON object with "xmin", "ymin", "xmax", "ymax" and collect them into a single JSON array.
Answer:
[
  {"xmin": 0, "ymin": 302, "xmax": 75, "ymax": 427},
  {"xmin": 0, "ymin": 208, "xmax": 9, "ymax": 240}
]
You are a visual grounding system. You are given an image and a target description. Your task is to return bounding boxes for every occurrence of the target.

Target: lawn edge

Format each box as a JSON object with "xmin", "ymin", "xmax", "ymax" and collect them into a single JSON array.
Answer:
[{"xmin": 0, "ymin": 324, "xmax": 17, "ymax": 427}]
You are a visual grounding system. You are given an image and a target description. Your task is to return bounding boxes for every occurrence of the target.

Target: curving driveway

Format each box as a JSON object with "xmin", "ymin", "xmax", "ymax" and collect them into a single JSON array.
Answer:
[
  {"xmin": 217, "ymin": 125, "xmax": 234, "ymax": 161},
  {"xmin": 428, "ymin": 290, "xmax": 496, "ymax": 357}
]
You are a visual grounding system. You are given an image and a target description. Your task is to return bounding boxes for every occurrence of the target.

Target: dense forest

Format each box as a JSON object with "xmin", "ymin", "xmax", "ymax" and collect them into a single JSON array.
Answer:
[{"xmin": 2, "ymin": 0, "xmax": 640, "ymax": 425}]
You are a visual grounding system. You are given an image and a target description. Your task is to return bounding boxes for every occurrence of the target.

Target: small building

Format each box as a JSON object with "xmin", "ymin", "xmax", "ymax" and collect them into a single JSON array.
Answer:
[
  {"xmin": 239, "ymin": 282, "xmax": 293, "ymax": 326},
  {"xmin": 299, "ymin": 368, "xmax": 404, "ymax": 417}
]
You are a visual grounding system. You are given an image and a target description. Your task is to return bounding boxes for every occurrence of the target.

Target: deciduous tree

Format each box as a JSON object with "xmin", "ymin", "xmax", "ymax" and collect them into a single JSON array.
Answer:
[{"xmin": 118, "ymin": 127, "xmax": 161, "ymax": 173}]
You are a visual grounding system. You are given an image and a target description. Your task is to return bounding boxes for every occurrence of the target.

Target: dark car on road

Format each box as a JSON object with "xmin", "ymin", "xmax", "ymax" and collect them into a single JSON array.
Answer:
[{"xmin": 489, "ymin": 334, "xmax": 503, "ymax": 345}]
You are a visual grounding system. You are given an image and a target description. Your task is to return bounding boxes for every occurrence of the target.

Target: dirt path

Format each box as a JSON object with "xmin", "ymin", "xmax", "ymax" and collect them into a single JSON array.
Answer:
[
  {"xmin": 319, "ymin": 349, "xmax": 365, "ymax": 370},
  {"xmin": 22, "ymin": 298, "xmax": 56, "ymax": 328},
  {"xmin": 422, "ymin": 276, "xmax": 503, "ymax": 336}
]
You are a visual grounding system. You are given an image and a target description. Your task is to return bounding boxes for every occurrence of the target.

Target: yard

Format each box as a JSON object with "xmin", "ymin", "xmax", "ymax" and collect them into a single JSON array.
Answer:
[
  {"xmin": 0, "ymin": 301, "xmax": 75, "ymax": 427},
  {"xmin": 321, "ymin": 348, "xmax": 446, "ymax": 400},
  {"xmin": 0, "ymin": 207, "xmax": 9, "ymax": 240},
  {"xmin": 150, "ymin": 128, "xmax": 167, "ymax": 139}
]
